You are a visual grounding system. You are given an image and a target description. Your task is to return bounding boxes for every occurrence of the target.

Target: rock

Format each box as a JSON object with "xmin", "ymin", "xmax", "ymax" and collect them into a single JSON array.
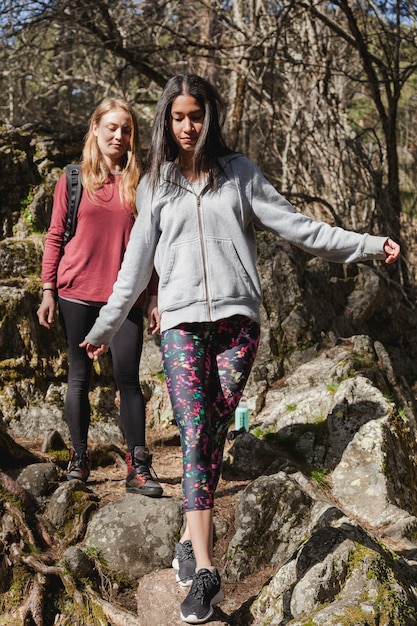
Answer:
[
  {"xmin": 225, "ymin": 472, "xmax": 316, "ymax": 581},
  {"xmin": 46, "ymin": 479, "xmax": 99, "ymax": 544},
  {"xmin": 214, "ymin": 516, "xmax": 229, "ymax": 542},
  {"xmin": 324, "ymin": 374, "xmax": 390, "ymax": 466},
  {"xmin": 85, "ymin": 494, "xmax": 184, "ymax": 580},
  {"xmin": 16, "ymin": 462, "xmax": 61, "ymax": 498},
  {"xmin": 222, "ymin": 432, "xmax": 295, "ymax": 481},
  {"xmin": 246, "ymin": 517, "xmax": 417, "ymax": 625},
  {"xmin": 137, "ymin": 569, "xmax": 229, "ymax": 626},
  {"xmin": 330, "ymin": 374, "xmax": 417, "ymax": 532},
  {"xmin": 62, "ymin": 545, "xmax": 95, "ymax": 579},
  {"xmin": 41, "ymin": 429, "xmax": 67, "ymax": 452}
]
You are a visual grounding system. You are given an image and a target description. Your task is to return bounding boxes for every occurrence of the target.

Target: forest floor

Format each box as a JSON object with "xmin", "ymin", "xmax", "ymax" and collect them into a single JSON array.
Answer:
[{"xmin": 17, "ymin": 428, "xmax": 276, "ymax": 617}]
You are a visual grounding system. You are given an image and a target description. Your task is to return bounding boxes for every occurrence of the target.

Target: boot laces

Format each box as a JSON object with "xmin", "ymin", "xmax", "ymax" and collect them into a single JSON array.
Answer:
[
  {"xmin": 133, "ymin": 453, "xmax": 159, "ymax": 482},
  {"xmin": 68, "ymin": 451, "xmax": 89, "ymax": 471}
]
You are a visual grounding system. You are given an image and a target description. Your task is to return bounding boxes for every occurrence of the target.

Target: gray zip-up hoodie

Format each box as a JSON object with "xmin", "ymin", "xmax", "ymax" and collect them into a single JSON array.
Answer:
[{"xmin": 85, "ymin": 153, "xmax": 388, "ymax": 346}]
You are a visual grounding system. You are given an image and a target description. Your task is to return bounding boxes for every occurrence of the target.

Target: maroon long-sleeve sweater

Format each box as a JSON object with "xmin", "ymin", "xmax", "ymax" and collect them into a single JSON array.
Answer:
[{"xmin": 41, "ymin": 172, "xmax": 157, "ymax": 307}]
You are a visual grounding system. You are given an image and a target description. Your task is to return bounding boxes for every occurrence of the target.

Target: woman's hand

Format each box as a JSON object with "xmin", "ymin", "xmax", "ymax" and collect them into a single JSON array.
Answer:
[
  {"xmin": 147, "ymin": 295, "xmax": 161, "ymax": 335},
  {"xmin": 383, "ymin": 238, "xmax": 401, "ymax": 264},
  {"xmin": 37, "ymin": 291, "xmax": 56, "ymax": 329},
  {"xmin": 79, "ymin": 340, "xmax": 109, "ymax": 360}
]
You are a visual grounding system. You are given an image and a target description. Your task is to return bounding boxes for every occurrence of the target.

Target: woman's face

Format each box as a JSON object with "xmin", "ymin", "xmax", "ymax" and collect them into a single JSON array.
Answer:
[
  {"xmin": 170, "ymin": 94, "xmax": 205, "ymax": 158},
  {"xmin": 93, "ymin": 108, "xmax": 132, "ymax": 169}
]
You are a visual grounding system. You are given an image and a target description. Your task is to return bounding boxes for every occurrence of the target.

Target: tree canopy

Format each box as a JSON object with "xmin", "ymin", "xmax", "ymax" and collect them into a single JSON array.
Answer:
[{"xmin": 2, "ymin": 0, "xmax": 417, "ymax": 253}]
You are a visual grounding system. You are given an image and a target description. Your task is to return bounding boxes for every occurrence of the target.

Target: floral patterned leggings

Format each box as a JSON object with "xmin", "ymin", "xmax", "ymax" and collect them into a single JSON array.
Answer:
[{"xmin": 161, "ymin": 315, "xmax": 260, "ymax": 512}]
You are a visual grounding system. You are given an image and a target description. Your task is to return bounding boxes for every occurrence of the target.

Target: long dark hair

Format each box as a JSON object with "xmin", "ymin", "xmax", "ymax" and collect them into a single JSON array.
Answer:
[{"xmin": 146, "ymin": 74, "xmax": 233, "ymax": 191}]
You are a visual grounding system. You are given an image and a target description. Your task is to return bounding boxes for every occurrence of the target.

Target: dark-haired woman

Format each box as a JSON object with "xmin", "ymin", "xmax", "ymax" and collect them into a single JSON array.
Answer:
[{"xmin": 81, "ymin": 75, "xmax": 400, "ymax": 624}]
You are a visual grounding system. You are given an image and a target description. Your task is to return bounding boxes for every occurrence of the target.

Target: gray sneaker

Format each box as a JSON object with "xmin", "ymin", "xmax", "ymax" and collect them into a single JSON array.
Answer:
[
  {"xmin": 180, "ymin": 568, "xmax": 224, "ymax": 624},
  {"xmin": 172, "ymin": 540, "xmax": 196, "ymax": 587}
]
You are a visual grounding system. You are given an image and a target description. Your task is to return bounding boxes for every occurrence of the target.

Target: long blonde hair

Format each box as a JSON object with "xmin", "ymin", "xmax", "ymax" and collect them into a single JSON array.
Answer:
[{"xmin": 81, "ymin": 97, "xmax": 141, "ymax": 215}]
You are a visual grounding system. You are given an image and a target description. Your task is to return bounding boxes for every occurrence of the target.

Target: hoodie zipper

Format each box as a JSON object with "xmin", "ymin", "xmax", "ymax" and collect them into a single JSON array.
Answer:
[{"xmin": 195, "ymin": 193, "xmax": 212, "ymax": 320}]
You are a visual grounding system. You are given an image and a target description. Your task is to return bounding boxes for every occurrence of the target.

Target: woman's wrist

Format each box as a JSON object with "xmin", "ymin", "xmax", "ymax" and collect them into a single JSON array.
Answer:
[{"xmin": 42, "ymin": 286, "xmax": 57, "ymax": 299}]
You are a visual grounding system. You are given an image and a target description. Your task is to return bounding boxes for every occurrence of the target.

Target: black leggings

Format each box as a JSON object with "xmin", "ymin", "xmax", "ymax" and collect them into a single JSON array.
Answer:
[{"xmin": 58, "ymin": 297, "xmax": 145, "ymax": 456}]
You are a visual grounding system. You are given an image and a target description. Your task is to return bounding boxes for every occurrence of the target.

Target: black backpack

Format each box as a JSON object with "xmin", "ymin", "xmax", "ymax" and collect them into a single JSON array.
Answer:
[{"xmin": 63, "ymin": 164, "xmax": 82, "ymax": 247}]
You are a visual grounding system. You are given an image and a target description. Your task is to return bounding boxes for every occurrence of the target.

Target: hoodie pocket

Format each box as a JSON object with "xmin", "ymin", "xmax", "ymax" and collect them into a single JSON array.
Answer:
[
  {"xmin": 159, "ymin": 238, "xmax": 206, "ymax": 310},
  {"xmin": 206, "ymin": 237, "xmax": 260, "ymax": 302}
]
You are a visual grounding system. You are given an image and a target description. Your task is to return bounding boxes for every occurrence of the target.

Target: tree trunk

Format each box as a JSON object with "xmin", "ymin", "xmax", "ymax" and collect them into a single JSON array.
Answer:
[{"xmin": 0, "ymin": 429, "xmax": 41, "ymax": 468}]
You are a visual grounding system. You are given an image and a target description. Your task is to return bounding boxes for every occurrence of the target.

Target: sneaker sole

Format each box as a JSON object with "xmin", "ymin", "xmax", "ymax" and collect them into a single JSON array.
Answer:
[
  {"xmin": 180, "ymin": 590, "xmax": 224, "ymax": 624},
  {"xmin": 172, "ymin": 557, "xmax": 194, "ymax": 587},
  {"xmin": 65, "ymin": 473, "xmax": 89, "ymax": 482},
  {"xmin": 176, "ymin": 572, "xmax": 193, "ymax": 587},
  {"xmin": 126, "ymin": 484, "xmax": 163, "ymax": 497}
]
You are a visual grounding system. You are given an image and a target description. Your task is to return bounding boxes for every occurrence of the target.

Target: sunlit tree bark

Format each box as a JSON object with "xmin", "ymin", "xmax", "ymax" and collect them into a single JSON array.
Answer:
[{"xmin": 300, "ymin": 0, "xmax": 417, "ymax": 267}]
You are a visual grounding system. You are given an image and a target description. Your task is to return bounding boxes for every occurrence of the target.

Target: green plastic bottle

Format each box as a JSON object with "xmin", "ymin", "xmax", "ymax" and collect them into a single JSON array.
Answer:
[{"xmin": 234, "ymin": 400, "xmax": 249, "ymax": 431}]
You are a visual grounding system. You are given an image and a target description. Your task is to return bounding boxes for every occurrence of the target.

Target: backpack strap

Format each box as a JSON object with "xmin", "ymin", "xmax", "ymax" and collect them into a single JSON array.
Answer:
[{"xmin": 63, "ymin": 164, "xmax": 82, "ymax": 247}]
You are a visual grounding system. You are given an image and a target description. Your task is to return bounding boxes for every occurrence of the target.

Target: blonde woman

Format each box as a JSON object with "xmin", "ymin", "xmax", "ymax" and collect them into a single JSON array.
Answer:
[{"xmin": 37, "ymin": 97, "xmax": 162, "ymax": 497}]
